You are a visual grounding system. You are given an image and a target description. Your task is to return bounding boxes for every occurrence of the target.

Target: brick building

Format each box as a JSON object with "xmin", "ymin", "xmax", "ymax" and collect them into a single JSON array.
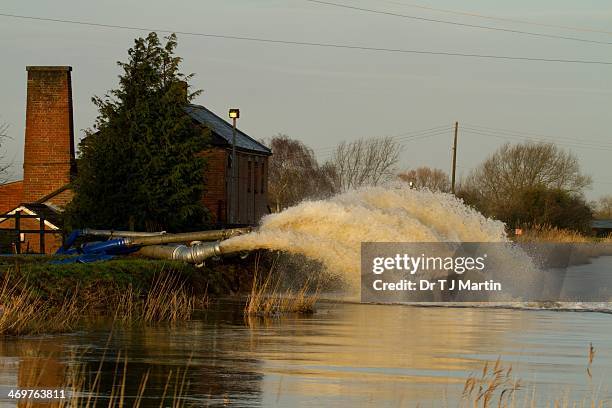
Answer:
[
  {"xmin": 185, "ymin": 105, "xmax": 271, "ymax": 225},
  {"xmin": 0, "ymin": 66, "xmax": 271, "ymax": 254}
]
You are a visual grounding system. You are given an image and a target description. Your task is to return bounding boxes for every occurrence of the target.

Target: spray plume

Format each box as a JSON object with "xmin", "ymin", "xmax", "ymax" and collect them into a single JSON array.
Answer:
[{"xmin": 221, "ymin": 185, "xmax": 508, "ymax": 287}]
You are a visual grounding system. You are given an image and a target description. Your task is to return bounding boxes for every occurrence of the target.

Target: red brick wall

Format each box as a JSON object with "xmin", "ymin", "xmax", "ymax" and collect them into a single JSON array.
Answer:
[
  {"xmin": 0, "ymin": 181, "xmax": 24, "ymax": 214},
  {"xmin": 201, "ymin": 148, "xmax": 228, "ymax": 223},
  {"xmin": 44, "ymin": 188, "xmax": 74, "ymax": 209},
  {"xmin": 0, "ymin": 215, "xmax": 62, "ymax": 254},
  {"xmin": 23, "ymin": 66, "xmax": 75, "ymax": 203}
]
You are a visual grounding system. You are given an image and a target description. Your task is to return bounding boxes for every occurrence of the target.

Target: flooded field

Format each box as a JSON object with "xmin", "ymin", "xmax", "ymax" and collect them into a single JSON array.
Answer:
[{"xmin": 1, "ymin": 301, "xmax": 610, "ymax": 407}]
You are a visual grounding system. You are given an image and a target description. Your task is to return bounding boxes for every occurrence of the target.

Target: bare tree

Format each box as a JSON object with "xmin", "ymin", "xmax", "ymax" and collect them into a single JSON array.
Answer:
[
  {"xmin": 398, "ymin": 167, "xmax": 450, "ymax": 192},
  {"xmin": 0, "ymin": 121, "xmax": 10, "ymax": 183},
  {"xmin": 460, "ymin": 142, "xmax": 592, "ymax": 229},
  {"xmin": 464, "ymin": 142, "xmax": 591, "ymax": 206},
  {"xmin": 267, "ymin": 134, "xmax": 336, "ymax": 211},
  {"xmin": 594, "ymin": 195, "xmax": 612, "ymax": 219},
  {"xmin": 328, "ymin": 137, "xmax": 401, "ymax": 192}
]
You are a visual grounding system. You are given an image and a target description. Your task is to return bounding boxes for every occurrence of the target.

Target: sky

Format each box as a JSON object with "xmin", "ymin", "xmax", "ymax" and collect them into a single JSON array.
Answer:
[{"xmin": 0, "ymin": 0, "xmax": 611, "ymax": 199}]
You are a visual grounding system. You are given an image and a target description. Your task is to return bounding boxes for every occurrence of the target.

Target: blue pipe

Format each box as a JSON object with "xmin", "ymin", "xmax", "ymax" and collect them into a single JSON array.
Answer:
[
  {"xmin": 56, "ymin": 229, "xmax": 84, "ymax": 255},
  {"xmin": 53, "ymin": 231, "xmax": 139, "ymax": 263}
]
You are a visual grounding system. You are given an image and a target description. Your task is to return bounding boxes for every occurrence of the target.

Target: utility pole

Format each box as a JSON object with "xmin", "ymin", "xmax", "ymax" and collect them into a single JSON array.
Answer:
[{"xmin": 451, "ymin": 121, "xmax": 458, "ymax": 194}]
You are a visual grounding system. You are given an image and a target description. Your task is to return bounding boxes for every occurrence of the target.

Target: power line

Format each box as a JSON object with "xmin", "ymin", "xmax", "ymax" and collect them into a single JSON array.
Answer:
[
  {"xmin": 395, "ymin": 128, "xmax": 451, "ymax": 143},
  {"xmin": 316, "ymin": 128, "xmax": 451, "ymax": 158},
  {"xmin": 366, "ymin": 0, "xmax": 612, "ymax": 36},
  {"xmin": 462, "ymin": 128, "xmax": 612, "ymax": 150},
  {"xmin": 1, "ymin": 12, "xmax": 612, "ymax": 65},
  {"xmin": 462, "ymin": 129, "xmax": 612, "ymax": 152},
  {"xmin": 313, "ymin": 125, "xmax": 451, "ymax": 153},
  {"xmin": 463, "ymin": 123, "xmax": 612, "ymax": 149},
  {"xmin": 305, "ymin": 0, "xmax": 612, "ymax": 46},
  {"xmin": 313, "ymin": 124, "xmax": 451, "ymax": 153},
  {"xmin": 314, "ymin": 128, "xmax": 451, "ymax": 153},
  {"xmin": 462, "ymin": 127, "xmax": 612, "ymax": 148}
]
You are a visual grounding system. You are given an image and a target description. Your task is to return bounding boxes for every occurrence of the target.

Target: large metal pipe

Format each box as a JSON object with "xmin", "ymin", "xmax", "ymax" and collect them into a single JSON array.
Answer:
[
  {"xmin": 80, "ymin": 229, "xmax": 167, "ymax": 238},
  {"xmin": 125, "ymin": 228, "xmax": 252, "ymax": 247},
  {"xmin": 137, "ymin": 242, "xmax": 224, "ymax": 264}
]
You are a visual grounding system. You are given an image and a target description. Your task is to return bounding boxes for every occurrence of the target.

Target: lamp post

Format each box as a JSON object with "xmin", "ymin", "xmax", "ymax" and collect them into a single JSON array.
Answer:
[{"xmin": 228, "ymin": 108, "xmax": 240, "ymax": 224}]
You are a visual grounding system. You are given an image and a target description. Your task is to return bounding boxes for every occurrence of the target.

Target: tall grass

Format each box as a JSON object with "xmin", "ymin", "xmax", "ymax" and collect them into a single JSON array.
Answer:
[
  {"xmin": 113, "ymin": 273, "xmax": 207, "ymax": 324},
  {"xmin": 141, "ymin": 273, "xmax": 199, "ymax": 323},
  {"xmin": 0, "ymin": 270, "xmax": 206, "ymax": 336},
  {"xmin": 17, "ymin": 352, "xmax": 191, "ymax": 408},
  {"xmin": 12, "ymin": 342, "xmax": 607, "ymax": 407},
  {"xmin": 515, "ymin": 224, "xmax": 612, "ymax": 243},
  {"xmin": 245, "ymin": 256, "xmax": 320, "ymax": 316},
  {"xmin": 460, "ymin": 344, "xmax": 606, "ymax": 408},
  {"xmin": 0, "ymin": 272, "xmax": 81, "ymax": 335},
  {"xmin": 461, "ymin": 358, "xmax": 522, "ymax": 408}
]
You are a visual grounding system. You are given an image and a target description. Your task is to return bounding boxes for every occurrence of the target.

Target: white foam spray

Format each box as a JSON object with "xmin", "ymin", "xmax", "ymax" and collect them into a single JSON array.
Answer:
[
  {"xmin": 222, "ymin": 184, "xmax": 611, "ymax": 311},
  {"xmin": 221, "ymin": 185, "xmax": 509, "ymax": 288}
]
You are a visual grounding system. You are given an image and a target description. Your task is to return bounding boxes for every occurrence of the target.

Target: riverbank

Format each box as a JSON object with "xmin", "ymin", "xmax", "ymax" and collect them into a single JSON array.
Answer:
[
  {"xmin": 514, "ymin": 225, "xmax": 612, "ymax": 243},
  {"xmin": 0, "ymin": 254, "xmax": 258, "ymax": 335},
  {"xmin": 1, "ymin": 255, "xmax": 253, "ymax": 297},
  {"xmin": 0, "ymin": 251, "xmax": 326, "ymax": 335}
]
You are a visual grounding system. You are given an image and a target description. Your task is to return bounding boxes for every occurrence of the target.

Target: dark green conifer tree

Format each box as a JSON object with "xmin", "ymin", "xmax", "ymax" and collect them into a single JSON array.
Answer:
[{"xmin": 66, "ymin": 33, "xmax": 210, "ymax": 231}]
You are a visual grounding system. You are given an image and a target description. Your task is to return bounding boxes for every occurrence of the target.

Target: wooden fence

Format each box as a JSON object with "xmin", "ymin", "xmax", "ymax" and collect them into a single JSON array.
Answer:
[{"xmin": 0, "ymin": 211, "xmax": 61, "ymax": 254}]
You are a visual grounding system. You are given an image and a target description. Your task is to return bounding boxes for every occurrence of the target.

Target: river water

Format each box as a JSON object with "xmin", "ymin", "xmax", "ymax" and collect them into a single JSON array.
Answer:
[{"xmin": 0, "ymin": 301, "xmax": 610, "ymax": 407}]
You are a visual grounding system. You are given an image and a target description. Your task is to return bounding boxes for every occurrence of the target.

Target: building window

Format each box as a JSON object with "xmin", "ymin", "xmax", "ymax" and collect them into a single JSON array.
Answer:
[
  {"xmin": 261, "ymin": 161, "xmax": 265, "ymax": 193},
  {"xmin": 247, "ymin": 161, "xmax": 252, "ymax": 193},
  {"xmin": 254, "ymin": 162, "xmax": 259, "ymax": 194}
]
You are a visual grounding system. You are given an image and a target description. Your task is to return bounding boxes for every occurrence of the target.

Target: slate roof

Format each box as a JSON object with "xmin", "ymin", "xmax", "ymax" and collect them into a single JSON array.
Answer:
[
  {"xmin": 184, "ymin": 104, "xmax": 272, "ymax": 155},
  {"xmin": 592, "ymin": 219, "xmax": 612, "ymax": 230}
]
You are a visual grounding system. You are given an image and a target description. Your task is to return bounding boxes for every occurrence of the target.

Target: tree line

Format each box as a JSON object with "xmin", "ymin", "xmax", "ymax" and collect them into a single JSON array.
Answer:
[{"xmin": 267, "ymin": 133, "xmax": 608, "ymax": 233}]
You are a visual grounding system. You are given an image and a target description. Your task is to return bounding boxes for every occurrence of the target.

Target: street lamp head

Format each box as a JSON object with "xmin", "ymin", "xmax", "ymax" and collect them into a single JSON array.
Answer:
[{"xmin": 229, "ymin": 108, "xmax": 240, "ymax": 119}]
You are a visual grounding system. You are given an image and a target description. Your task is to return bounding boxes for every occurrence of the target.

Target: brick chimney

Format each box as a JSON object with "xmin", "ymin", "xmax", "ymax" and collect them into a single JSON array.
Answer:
[{"xmin": 22, "ymin": 66, "xmax": 75, "ymax": 203}]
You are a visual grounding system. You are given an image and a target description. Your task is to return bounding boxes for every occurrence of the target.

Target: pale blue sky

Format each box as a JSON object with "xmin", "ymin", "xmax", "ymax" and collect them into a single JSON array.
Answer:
[{"xmin": 0, "ymin": 0, "xmax": 610, "ymax": 199}]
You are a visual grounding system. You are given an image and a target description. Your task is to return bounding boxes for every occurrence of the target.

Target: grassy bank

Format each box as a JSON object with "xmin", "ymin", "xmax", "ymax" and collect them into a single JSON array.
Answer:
[
  {"xmin": 0, "ymin": 251, "xmax": 326, "ymax": 336},
  {"xmin": 0, "ymin": 255, "xmax": 257, "ymax": 335},
  {"xmin": 0, "ymin": 256, "xmax": 251, "ymax": 300},
  {"xmin": 514, "ymin": 225, "xmax": 612, "ymax": 243}
]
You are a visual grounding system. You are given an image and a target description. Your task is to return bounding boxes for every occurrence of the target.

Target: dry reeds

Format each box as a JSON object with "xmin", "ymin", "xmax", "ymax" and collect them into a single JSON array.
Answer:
[
  {"xmin": 461, "ymin": 344, "xmax": 606, "ymax": 408},
  {"xmin": 244, "ymin": 256, "xmax": 319, "ymax": 316},
  {"xmin": 515, "ymin": 224, "xmax": 612, "ymax": 243},
  {"xmin": 0, "ymin": 269, "xmax": 205, "ymax": 336},
  {"xmin": 18, "ymin": 351, "xmax": 191, "ymax": 408},
  {"xmin": 587, "ymin": 342, "xmax": 595, "ymax": 379},
  {"xmin": 0, "ymin": 271, "xmax": 82, "ymax": 336},
  {"xmin": 141, "ymin": 273, "xmax": 196, "ymax": 323},
  {"xmin": 113, "ymin": 273, "xmax": 205, "ymax": 324},
  {"xmin": 515, "ymin": 225, "xmax": 591, "ymax": 243},
  {"xmin": 461, "ymin": 357, "xmax": 521, "ymax": 408}
]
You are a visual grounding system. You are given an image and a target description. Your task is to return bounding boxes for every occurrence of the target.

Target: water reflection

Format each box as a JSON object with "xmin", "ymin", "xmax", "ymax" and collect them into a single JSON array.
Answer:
[{"xmin": 0, "ymin": 302, "xmax": 610, "ymax": 407}]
